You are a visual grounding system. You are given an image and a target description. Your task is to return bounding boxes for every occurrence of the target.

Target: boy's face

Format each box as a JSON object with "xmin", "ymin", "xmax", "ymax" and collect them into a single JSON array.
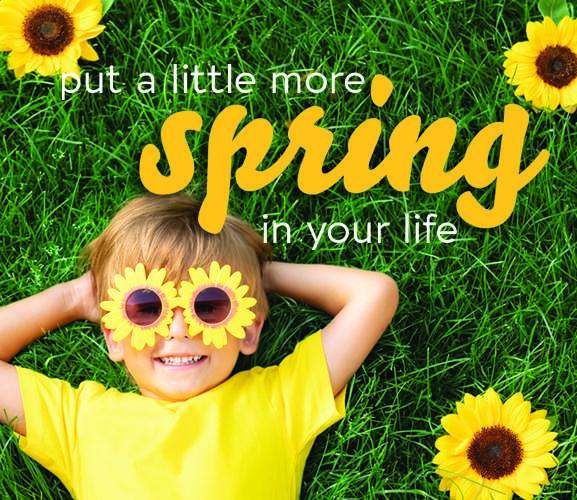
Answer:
[{"xmin": 103, "ymin": 308, "xmax": 262, "ymax": 402}]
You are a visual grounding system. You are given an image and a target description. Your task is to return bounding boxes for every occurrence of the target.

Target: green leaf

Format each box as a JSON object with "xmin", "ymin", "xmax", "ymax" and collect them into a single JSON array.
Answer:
[
  {"xmin": 547, "ymin": 415, "xmax": 558, "ymax": 432},
  {"xmin": 538, "ymin": 0, "xmax": 570, "ymax": 24},
  {"xmin": 102, "ymin": 0, "xmax": 115, "ymax": 15}
]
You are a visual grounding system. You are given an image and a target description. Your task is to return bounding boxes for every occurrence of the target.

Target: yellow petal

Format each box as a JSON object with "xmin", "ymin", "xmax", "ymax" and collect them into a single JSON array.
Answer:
[
  {"xmin": 162, "ymin": 284, "xmax": 178, "ymax": 301},
  {"xmin": 131, "ymin": 330, "xmax": 146, "ymax": 350},
  {"xmin": 526, "ymin": 20, "xmax": 547, "ymax": 50},
  {"xmin": 107, "ymin": 288, "xmax": 123, "ymax": 302},
  {"xmin": 217, "ymin": 264, "xmax": 231, "ymax": 283},
  {"xmin": 209, "ymin": 261, "xmax": 221, "ymax": 282},
  {"xmin": 525, "ymin": 76, "xmax": 545, "ymax": 101},
  {"xmin": 7, "ymin": 49, "xmax": 32, "ymax": 69},
  {"xmin": 65, "ymin": 0, "xmax": 82, "ymax": 11},
  {"xmin": 526, "ymin": 443, "xmax": 558, "ymax": 458},
  {"xmin": 441, "ymin": 413, "xmax": 473, "ymax": 442},
  {"xmin": 187, "ymin": 320, "xmax": 203, "ymax": 337},
  {"xmin": 23, "ymin": 52, "xmax": 42, "ymax": 73},
  {"xmin": 239, "ymin": 297, "xmax": 257, "ymax": 309},
  {"xmin": 542, "ymin": 86, "xmax": 561, "ymax": 110},
  {"xmin": 111, "ymin": 322, "xmax": 131, "ymax": 342},
  {"xmin": 505, "ymin": 41, "xmax": 539, "ymax": 63},
  {"xmin": 225, "ymin": 271, "xmax": 242, "ymax": 289},
  {"xmin": 502, "ymin": 393, "xmax": 530, "ymax": 431},
  {"xmin": 114, "ymin": 273, "xmax": 129, "ymax": 292},
  {"xmin": 226, "ymin": 321, "xmax": 246, "ymax": 340},
  {"xmin": 76, "ymin": 23, "xmax": 105, "ymax": 41},
  {"xmin": 74, "ymin": 9, "xmax": 101, "ymax": 31},
  {"xmin": 202, "ymin": 328, "xmax": 214, "ymax": 346},
  {"xmin": 37, "ymin": 57, "xmax": 59, "ymax": 76},
  {"xmin": 0, "ymin": 39, "xmax": 12, "ymax": 51},
  {"xmin": 101, "ymin": 309, "xmax": 123, "ymax": 328},
  {"xmin": 73, "ymin": 0, "xmax": 102, "ymax": 16},
  {"xmin": 143, "ymin": 329, "xmax": 156, "ymax": 347},
  {"xmin": 520, "ymin": 417, "xmax": 550, "ymax": 442},
  {"xmin": 213, "ymin": 327, "xmax": 228, "ymax": 348},
  {"xmin": 558, "ymin": 16, "xmax": 576, "ymax": 45},
  {"xmin": 190, "ymin": 267, "xmax": 209, "ymax": 286},
  {"xmin": 100, "ymin": 300, "xmax": 118, "ymax": 312},
  {"xmin": 504, "ymin": 63, "xmax": 537, "ymax": 83},
  {"xmin": 234, "ymin": 308, "xmax": 255, "ymax": 326},
  {"xmin": 0, "ymin": 7, "xmax": 25, "ymax": 28},
  {"xmin": 560, "ymin": 86, "xmax": 577, "ymax": 109},
  {"xmin": 156, "ymin": 321, "xmax": 169, "ymax": 338},
  {"xmin": 542, "ymin": 17, "xmax": 560, "ymax": 46},
  {"xmin": 477, "ymin": 388, "xmax": 502, "ymax": 427},
  {"xmin": 135, "ymin": 263, "xmax": 147, "ymax": 282},
  {"xmin": 148, "ymin": 268, "xmax": 166, "ymax": 288},
  {"xmin": 525, "ymin": 452, "xmax": 558, "ymax": 468},
  {"xmin": 515, "ymin": 464, "xmax": 548, "ymax": 484}
]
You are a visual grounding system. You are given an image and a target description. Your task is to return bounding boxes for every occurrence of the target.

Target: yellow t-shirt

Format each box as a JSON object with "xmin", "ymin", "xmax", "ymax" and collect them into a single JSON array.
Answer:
[{"xmin": 16, "ymin": 331, "xmax": 345, "ymax": 500}]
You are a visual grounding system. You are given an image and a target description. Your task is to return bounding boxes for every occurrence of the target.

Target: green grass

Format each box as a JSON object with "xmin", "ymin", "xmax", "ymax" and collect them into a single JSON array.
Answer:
[{"xmin": 1, "ymin": 0, "xmax": 577, "ymax": 498}]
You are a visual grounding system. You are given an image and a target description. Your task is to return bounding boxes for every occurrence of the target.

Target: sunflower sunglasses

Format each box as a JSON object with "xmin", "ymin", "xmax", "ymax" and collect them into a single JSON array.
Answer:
[{"xmin": 100, "ymin": 262, "xmax": 257, "ymax": 350}]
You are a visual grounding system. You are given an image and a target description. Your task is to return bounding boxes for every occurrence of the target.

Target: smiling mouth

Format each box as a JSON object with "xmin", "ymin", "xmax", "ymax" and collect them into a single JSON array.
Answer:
[{"xmin": 156, "ymin": 355, "xmax": 207, "ymax": 366}]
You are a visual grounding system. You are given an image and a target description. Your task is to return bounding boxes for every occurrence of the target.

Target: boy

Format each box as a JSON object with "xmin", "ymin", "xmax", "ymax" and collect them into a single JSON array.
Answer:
[{"xmin": 0, "ymin": 194, "xmax": 398, "ymax": 499}]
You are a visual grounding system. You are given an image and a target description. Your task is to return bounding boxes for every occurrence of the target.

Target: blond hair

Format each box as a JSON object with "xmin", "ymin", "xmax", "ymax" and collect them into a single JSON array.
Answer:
[{"xmin": 84, "ymin": 194, "xmax": 272, "ymax": 317}]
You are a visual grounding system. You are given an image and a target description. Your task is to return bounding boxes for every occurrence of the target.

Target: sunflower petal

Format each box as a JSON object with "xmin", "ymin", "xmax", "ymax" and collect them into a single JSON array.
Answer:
[
  {"xmin": 148, "ymin": 268, "xmax": 166, "ymax": 288},
  {"xmin": 239, "ymin": 297, "xmax": 257, "ymax": 309},
  {"xmin": 225, "ymin": 271, "xmax": 242, "ymax": 289},
  {"xmin": 226, "ymin": 321, "xmax": 246, "ymax": 340},
  {"xmin": 217, "ymin": 264, "xmax": 231, "ymax": 283},
  {"xmin": 111, "ymin": 322, "xmax": 131, "ymax": 342},
  {"xmin": 74, "ymin": 9, "xmax": 101, "ymax": 31},
  {"xmin": 558, "ymin": 16, "xmax": 576, "ymax": 46},
  {"xmin": 76, "ymin": 23, "xmax": 105, "ymax": 41},
  {"xmin": 525, "ymin": 453, "xmax": 558, "ymax": 468},
  {"xmin": 131, "ymin": 330, "xmax": 147, "ymax": 350},
  {"xmin": 209, "ymin": 261, "xmax": 221, "ymax": 282},
  {"xmin": 234, "ymin": 308, "xmax": 255, "ymax": 326}
]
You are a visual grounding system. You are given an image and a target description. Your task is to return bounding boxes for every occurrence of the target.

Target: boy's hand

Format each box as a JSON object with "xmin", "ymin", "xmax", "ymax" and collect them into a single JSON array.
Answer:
[{"xmin": 69, "ymin": 272, "xmax": 101, "ymax": 324}]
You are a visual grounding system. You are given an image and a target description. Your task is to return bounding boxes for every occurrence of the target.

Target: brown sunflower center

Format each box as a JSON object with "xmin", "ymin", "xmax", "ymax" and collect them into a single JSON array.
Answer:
[
  {"xmin": 23, "ymin": 5, "xmax": 74, "ymax": 56},
  {"xmin": 466, "ymin": 425, "xmax": 524, "ymax": 480},
  {"xmin": 536, "ymin": 45, "xmax": 577, "ymax": 88}
]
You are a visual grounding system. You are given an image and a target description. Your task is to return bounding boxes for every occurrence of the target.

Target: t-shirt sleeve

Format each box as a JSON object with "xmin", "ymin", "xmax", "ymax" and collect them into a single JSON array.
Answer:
[
  {"xmin": 14, "ymin": 366, "xmax": 103, "ymax": 493},
  {"xmin": 276, "ymin": 330, "xmax": 346, "ymax": 456}
]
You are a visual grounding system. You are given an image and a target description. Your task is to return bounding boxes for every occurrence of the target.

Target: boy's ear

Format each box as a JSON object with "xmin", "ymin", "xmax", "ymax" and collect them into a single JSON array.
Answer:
[
  {"xmin": 102, "ymin": 326, "xmax": 125, "ymax": 362},
  {"xmin": 239, "ymin": 316, "xmax": 264, "ymax": 355}
]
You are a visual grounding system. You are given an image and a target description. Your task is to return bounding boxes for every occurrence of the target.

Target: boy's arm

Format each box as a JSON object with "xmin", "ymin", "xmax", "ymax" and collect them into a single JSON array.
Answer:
[
  {"xmin": 263, "ymin": 262, "xmax": 398, "ymax": 395},
  {"xmin": 0, "ymin": 273, "xmax": 99, "ymax": 434}
]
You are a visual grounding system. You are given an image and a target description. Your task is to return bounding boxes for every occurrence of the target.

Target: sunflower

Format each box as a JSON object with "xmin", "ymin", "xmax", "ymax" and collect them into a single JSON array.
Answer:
[
  {"xmin": 100, "ymin": 263, "xmax": 179, "ymax": 351},
  {"xmin": 433, "ymin": 388, "xmax": 558, "ymax": 500},
  {"xmin": 179, "ymin": 261, "xmax": 257, "ymax": 349},
  {"xmin": 504, "ymin": 16, "xmax": 577, "ymax": 112},
  {"xmin": 0, "ymin": 0, "xmax": 105, "ymax": 78}
]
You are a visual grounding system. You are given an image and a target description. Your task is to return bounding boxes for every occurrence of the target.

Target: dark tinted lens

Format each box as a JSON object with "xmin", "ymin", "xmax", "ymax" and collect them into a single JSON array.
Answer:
[
  {"xmin": 125, "ymin": 289, "xmax": 163, "ymax": 326},
  {"xmin": 194, "ymin": 287, "xmax": 231, "ymax": 324}
]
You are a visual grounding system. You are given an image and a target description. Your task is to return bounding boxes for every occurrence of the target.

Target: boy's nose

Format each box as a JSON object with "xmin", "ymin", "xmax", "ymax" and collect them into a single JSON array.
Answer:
[{"xmin": 168, "ymin": 308, "xmax": 189, "ymax": 339}]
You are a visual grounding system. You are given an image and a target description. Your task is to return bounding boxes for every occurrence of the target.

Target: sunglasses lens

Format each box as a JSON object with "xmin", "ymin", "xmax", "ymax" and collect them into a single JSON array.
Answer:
[
  {"xmin": 125, "ymin": 289, "xmax": 163, "ymax": 326},
  {"xmin": 194, "ymin": 287, "xmax": 231, "ymax": 324}
]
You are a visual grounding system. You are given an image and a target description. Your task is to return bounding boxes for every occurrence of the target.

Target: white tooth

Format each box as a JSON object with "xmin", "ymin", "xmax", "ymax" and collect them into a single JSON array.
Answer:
[{"xmin": 160, "ymin": 356, "xmax": 202, "ymax": 365}]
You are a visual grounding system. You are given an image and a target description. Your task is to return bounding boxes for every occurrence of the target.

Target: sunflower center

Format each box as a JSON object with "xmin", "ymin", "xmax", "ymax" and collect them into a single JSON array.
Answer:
[
  {"xmin": 536, "ymin": 45, "xmax": 577, "ymax": 88},
  {"xmin": 466, "ymin": 425, "xmax": 524, "ymax": 480},
  {"xmin": 23, "ymin": 5, "xmax": 75, "ymax": 56}
]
